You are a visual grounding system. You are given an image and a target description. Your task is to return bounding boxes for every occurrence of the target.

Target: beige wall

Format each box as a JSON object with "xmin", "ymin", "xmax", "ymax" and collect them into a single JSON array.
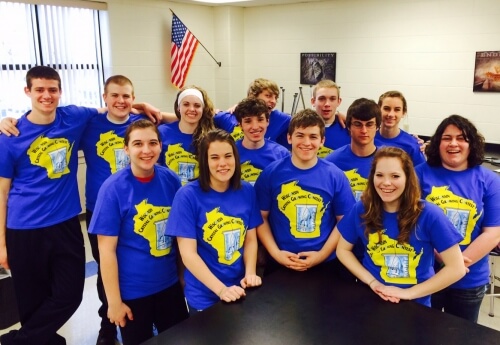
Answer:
[{"xmin": 99, "ymin": 0, "xmax": 500, "ymax": 143}]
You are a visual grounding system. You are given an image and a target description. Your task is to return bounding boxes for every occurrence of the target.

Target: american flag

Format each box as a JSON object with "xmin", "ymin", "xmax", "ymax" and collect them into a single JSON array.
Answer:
[{"xmin": 171, "ymin": 14, "xmax": 198, "ymax": 88}]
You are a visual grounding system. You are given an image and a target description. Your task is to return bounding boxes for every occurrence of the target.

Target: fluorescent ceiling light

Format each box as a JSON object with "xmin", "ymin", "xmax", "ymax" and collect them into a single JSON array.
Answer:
[{"xmin": 192, "ymin": 0, "xmax": 250, "ymax": 3}]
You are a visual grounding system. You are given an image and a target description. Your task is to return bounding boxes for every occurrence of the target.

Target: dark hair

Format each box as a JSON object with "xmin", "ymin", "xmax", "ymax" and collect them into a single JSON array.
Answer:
[
  {"xmin": 378, "ymin": 90, "xmax": 407, "ymax": 114},
  {"xmin": 197, "ymin": 129, "xmax": 241, "ymax": 192},
  {"xmin": 288, "ymin": 109, "xmax": 325, "ymax": 138},
  {"xmin": 346, "ymin": 98, "xmax": 382, "ymax": 129},
  {"xmin": 361, "ymin": 147, "xmax": 423, "ymax": 244},
  {"xmin": 425, "ymin": 115, "xmax": 484, "ymax": 168},
  {"xmin": 174, "ymin": 85, "xmax": 215, "ymax": 154},
  {"xmin": 26, "ymin": 66, "xmax": 61, "ymax": 90},
  {"xmin": 234, "ymin": 98, "xmax": 269, "ymax": 123},
  {"xmin": 104, "ymin": 75, "xmax": 134, "ymax": 95},
  {"xmin": 124, "ymin": 119, "xmax": 161, "ymax": 146}
]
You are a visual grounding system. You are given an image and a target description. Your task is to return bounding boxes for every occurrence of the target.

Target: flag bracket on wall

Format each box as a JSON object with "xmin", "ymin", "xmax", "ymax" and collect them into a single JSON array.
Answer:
[{"xmin": 170, "ymin": 9, "xmax": 221, "ymax": 89}]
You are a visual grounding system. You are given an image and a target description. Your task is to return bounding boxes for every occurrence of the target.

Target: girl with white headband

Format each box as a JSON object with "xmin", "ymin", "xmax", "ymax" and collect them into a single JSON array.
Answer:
[{"xmin": 158, "ymin": 85, "xmax": 214, "ymax": 184}]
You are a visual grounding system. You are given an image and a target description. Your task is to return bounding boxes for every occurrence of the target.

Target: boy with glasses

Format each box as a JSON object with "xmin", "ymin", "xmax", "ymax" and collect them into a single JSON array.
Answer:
[{"xmin": 325, "ymin": 98, "xmax": 381, "ymax": 202}]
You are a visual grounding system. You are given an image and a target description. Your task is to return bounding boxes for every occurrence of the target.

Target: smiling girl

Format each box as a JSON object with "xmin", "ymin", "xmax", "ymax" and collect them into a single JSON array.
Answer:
[
  {"xmin": 158, "ymin": 85, "xmax": 214, "ymax": 184},
  {"xmin": 166, "ymin": 129, "xmax": 263, "ymax": 313},
  {"xmin": 89, "ymin": 120, "xmax": 188, "ymax": 344},
  {"xmin": 336, "ymin": 147, "xmax": 466, "ymax": 306}
]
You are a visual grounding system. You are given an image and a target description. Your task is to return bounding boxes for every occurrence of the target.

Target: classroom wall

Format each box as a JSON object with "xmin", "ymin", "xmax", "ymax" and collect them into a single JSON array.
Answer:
[
  {"xmin": 101, "ymin": 0, "xmax": 217, "ymax": 113},
  {"xmin": 99, "ymin": 0, "xmax": 500, "ymax": 143},
  {"xmin": 242, "ymin": 0, "xmax": 500, "ymax": 143}
]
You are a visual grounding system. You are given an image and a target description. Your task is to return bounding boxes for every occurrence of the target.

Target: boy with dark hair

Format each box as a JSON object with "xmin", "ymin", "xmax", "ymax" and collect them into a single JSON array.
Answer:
[
  {"xmin": 254, "ymin": 109, "xmax": 354, "ymax": 275},
  {"xmin": 325, "ymin": 98, "xmax": 381, "ymax": 202},
  {"xmin": 234, "ymin": 98, "xmax": 289, "ymax": 185},
  {"xmin": 0, "ymin": 67, "xmax": 161, "ymax": 345},
  {"xmin": 0, "ymin": 66, "xmax": 99, "ymax": 345}
]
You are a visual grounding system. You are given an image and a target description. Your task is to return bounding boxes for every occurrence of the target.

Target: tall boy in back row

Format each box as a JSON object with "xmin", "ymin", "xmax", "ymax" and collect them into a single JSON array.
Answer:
[
  {"xmin": 310, "ymin": 80, "xmax": 350, "ymax": 157},
  {"xmin": 254, "ymin": 109, "xmax": 355, "ymax": 275}
]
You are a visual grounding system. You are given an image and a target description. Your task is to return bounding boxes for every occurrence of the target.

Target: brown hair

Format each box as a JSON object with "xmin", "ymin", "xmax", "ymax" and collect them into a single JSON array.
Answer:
[
  {"xmin": 234, "ymin": 98, "xmax": 270, "ymax": 123},
  {"xmin": 26, "ymin": 65, "xmax": 61, "ymax": 90},
  {"xmin": 425, "ymin": 114, "xmax": 484, "ymax": 168},
  {"xmin": 346, "ymin": 98, "xmax": 381, "ymax": 129},
  {"xmin": 288, "ymin": 109, "xmax": 325, "ymax": 139},
  {"xmin": 378, "ymin": 90, "xmax": 408, "ymax": 114},
  {"xmin": 197, "ymin": 129, "xmax": 241, "ymax": 192},
  {"xmin": 124, "ymin": 119, "xmax": 161, "ymax": 146}
]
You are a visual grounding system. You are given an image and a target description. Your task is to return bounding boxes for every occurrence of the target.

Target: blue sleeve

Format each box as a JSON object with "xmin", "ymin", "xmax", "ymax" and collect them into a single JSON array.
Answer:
[
  {"xmin": 254, "ymin": 168, "xmax": 272, "ymax": 212},
  {"xmin": 0, "ymin": 137, "xmax": 14, "ymax": 178},
  {"xmin": 483, "ymin": 170, "xmax": 500, "ymax": 226},
  {"xmin": 67, "ymin": 105, "xmax": 99, "ymax": 126},
  {"xmin": 246, "ymin": 184, "xmax": 263, "ymax": 229},
  {"xmin": 88, "ymin": 180, "xmax": 122, "ymax": 236},
  {"xmin": 275, "ymin": 130, "xmax": 291, "ymax": 149},
  {"xmin": 412, "ymin": 150, "xmax": 426, "ymax": 166},
  {"xmin": 331, "ymin": 169, "xmax": 356, "ymax": 216},
  {"xmin": 337, "ymin": 204, "xmax": 361, "ymax": 245},
  {"xmin": 166, "ymin": 186, "xmax": 198, "ymax": 239}
]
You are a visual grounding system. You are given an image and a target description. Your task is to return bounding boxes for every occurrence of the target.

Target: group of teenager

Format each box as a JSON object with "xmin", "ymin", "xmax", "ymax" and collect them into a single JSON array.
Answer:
[{"xmin": 0, "ymin": 66, "xmax": 499, "ymax": 345}]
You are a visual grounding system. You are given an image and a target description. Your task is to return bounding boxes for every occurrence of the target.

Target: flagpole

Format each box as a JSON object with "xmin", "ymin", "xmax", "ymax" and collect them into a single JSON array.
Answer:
[{"xmin": 170, "ymin": 9, "xmax": 222, "ymax": 67}]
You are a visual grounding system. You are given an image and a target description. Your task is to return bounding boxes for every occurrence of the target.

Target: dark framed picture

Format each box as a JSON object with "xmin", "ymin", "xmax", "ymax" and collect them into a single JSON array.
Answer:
[
  {"xmin": 473, "ymin": 51, "xmax": 500, "ymax": 92},
  {"xmin": 300, "ymin": 53, "xmax": 336, "ymax": 85}
]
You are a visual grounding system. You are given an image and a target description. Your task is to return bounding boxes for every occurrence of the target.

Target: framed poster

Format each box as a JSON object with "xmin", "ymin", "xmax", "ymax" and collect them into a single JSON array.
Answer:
[
  {"xmin": 473, "ymin": 51, "xmax": 500, "ymax": 92},
  {"xmin": 300, "ymin": 53, "xmax": 336, "ymax": 85}
]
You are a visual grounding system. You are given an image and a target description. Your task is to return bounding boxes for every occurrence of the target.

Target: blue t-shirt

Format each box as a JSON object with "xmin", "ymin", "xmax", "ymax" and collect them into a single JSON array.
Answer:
[
  {"xmin": 375, "ymin": 130, "xmax": 425, "ymax": 166},
  {"xmin": 158, "ymin": 122, "xmax": 198, "ymax": 185},
  {"xmin": 79, "ymin": 113, "xmax": 147, "ymax": 211},
  {"xmin": 318, "ymin": 119, "xmax": 351, "ymax": 158},
  {"xmin": 325, "ymin": 145, "xmax": 377, "ymax": 202},
  {"xmin": 236, "ymin": 139, "xmax": 290, "ymax": 185},
  {"xmin": 166, "ymin": 180, "xmax": 263, "ymax": 310},
  {"xmin": 415, "ymin": 163, "xmax": 500, "ymax": 289},
  {"xmin": 254, "ymin": 157, "xmax": 355, "ymax": 260},
  {"xmin": 88, "ymin": 165, "xmax": 182, "ymax": 300},
  {"xmin": 0, "ymin": 105, "xmax": 98, "ymax": 229},
  {"xmin": 213, "ymin": 111, "xmax": 243, "ymax": 142},
  {"xmin": 337, "ymin": 201, "xmax": 462, "ymax": 306}
]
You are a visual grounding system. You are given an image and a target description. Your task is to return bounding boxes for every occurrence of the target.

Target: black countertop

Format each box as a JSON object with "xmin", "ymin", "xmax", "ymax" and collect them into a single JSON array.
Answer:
[{"xmin": 143, "ymin": 264, "xmax": 500, "ymax": 345}]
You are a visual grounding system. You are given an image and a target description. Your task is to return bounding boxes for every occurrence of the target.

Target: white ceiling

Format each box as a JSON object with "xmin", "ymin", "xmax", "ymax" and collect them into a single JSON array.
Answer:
[{"xmin": 170, "ymin": 0, "xmax": 329, "ymax": 8}]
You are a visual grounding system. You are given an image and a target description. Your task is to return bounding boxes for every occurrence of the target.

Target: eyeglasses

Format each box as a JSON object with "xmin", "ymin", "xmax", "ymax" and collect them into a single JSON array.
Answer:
[{"xmin": 351, "ymin": 121, "xmax": 377, "ymax": 129}]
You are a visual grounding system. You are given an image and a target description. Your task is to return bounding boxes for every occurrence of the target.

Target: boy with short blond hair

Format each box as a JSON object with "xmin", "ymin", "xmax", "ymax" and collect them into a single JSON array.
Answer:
[
  {"xmin": 310, "ymin": 79, "xmax": 350, "ymax": 157},
  {"xmin": 80, "ymin": 74, "xmax": 149, "ymax": 345}
]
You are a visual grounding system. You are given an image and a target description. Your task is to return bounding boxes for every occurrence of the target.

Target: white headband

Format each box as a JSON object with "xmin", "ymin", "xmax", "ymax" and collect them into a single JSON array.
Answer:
[{"xmin": 178, "ymin": 89, "xmax": 204, "ymax": 107}]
